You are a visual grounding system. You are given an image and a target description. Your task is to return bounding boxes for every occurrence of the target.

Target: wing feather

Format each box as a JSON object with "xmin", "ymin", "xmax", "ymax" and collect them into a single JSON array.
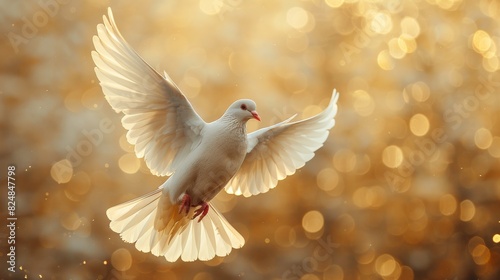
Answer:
[
  {"xmin": 92, "ymin": 7, "xmax": 205, "ymax": 176},
  {"xmin": 225, "ymin": 90, "xmax": 339, "ymax": 197}
]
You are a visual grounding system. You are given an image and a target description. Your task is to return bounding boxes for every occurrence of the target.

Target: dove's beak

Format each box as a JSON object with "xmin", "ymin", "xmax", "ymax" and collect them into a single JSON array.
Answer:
[{"xmin": 250, "ymin": 110, "xmax": 261, "ymax": 121}]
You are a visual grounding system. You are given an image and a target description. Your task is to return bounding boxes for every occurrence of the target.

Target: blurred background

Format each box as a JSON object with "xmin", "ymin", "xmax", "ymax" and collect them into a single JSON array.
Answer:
[{"xmin": 2, "ymin": 0, "xmax": 500, "ymax": 279}]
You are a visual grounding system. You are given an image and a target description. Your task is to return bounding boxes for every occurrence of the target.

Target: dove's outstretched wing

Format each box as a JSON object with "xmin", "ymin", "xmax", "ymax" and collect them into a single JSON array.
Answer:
[
  {"xmin": 92, "ymin": 8, "xmax": 205, "ymax": 176},
  {"xmin": 225, "ymin": 90, "xmax": 339, "ymax": 197}
]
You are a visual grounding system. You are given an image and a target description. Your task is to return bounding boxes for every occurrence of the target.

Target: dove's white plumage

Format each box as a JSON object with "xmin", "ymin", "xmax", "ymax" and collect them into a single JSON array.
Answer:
[
  {"xmin": 225, "ymin": 93, "xmax": 339, "ymax": 197},
  {"xmin": 92, "ymin": 7, "xmax": 339, "ymax": 262}
]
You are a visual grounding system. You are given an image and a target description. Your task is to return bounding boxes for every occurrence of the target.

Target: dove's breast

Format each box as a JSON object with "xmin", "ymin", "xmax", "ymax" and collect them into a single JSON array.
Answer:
[
  {"xmin": 189, "ymin": 124, "xmax": 247, "ymax": 203},
  {"xmin": 165, "ymin": 122, "xmax": 248, "ymax": 205}
]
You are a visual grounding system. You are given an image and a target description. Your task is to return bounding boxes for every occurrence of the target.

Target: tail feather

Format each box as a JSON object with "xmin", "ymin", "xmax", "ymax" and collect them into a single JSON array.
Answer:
[
  {"xmin": 106, "ymin": 189, "xmax": 245, "ymax": 262},
  {"xmin": 121, "ymin": 199, "xmax": 158, "ymax": 232},
  {"xmin": 107, "ymin": 189, "xmax": 162, "ymax": 222},
  {"xmin": 198, "ymin": 221, "xmax": 216, "ymax": 260},
  {"xmin": 134, "ymin": 215, "xmax": 156, "ymax": 251}
]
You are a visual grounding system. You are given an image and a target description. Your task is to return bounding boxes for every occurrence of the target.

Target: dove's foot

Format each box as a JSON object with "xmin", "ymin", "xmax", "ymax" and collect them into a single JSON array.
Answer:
[
  {"xmin": 193, "ymin": 202, "xmax": 209, "ymax": 223},
  {"xmin": 178, "ymin": 194, "xmax": 191, "ymax": 215}
]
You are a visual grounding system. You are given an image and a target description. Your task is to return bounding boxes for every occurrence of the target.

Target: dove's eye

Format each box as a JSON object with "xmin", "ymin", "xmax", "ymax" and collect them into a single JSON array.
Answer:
[{"xmin": 240, "ymin": 104, "xmax": 247, "ymax": 110}]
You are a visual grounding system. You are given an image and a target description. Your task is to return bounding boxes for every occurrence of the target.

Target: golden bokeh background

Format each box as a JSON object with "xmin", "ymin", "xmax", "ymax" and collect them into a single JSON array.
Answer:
[{"xmin": 2, "ymin": 0, "xmax": 500, "ymax": 279}]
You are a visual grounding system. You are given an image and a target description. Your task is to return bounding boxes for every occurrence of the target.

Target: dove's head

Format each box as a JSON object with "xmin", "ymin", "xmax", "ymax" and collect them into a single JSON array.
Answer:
[{"xmin": 225, "ymin": 99, "xmax": 261, "ymax": 122}]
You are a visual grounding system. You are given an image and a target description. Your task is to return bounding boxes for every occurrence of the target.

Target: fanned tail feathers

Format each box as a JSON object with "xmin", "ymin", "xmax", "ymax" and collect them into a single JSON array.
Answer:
[{"xmin": 106, "ymin": 189, "xmax": 245, "ymax": 262}]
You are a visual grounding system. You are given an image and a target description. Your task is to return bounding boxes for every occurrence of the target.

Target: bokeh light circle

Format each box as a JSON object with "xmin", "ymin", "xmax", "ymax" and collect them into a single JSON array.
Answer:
[{"xmin": 302, "ymin": 210, "xmax": 324, "ymax": 233}]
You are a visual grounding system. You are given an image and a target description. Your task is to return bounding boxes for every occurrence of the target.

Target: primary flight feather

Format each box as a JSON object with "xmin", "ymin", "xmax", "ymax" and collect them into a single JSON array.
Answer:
[{"xmin": 92, "ymin": 7, "xmax": 339, "ymax": 262}]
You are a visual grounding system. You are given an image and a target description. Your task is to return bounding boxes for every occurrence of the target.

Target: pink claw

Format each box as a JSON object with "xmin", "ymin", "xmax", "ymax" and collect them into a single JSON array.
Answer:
[
  {"xmin": 193, "ymin": 202, "xmax": 209, "ymax": 223},
  {"xmin": 178, "ymin": 194, "xmax": 191, "ymax": 215}
]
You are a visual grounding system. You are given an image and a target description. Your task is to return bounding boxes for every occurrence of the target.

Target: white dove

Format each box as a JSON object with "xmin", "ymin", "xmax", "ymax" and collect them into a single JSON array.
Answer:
[{"xmin": 92, "ymin": 7, "xmax": 339, "ymax": 262}]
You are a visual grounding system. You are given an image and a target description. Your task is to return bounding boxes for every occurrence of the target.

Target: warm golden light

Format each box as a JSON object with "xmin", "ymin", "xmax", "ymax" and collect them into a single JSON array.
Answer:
[
  {"xmin": 472, "ymin": 30, "xmax": 493, "ymax": 55},
  {"xmin": 471, "ymin": 244, "xmax": 491, "ymax": 265},
  {"xmin": 398, "ymin": 35, "xmax": 417, "ymax": 54},
  {"xmin": 274, "ymin": 225, "xmax": 294, "ymax": 247},
  {"xmin": 119, "ymin": 134, "xmax": 134, "ymax": 153},
  {"xmin": 316, "ymin": 168, "xmax": 339, "ymax": 191},
  {"xmin": 401, "ymin": 17, "xmax": 420, "ymax": 38},
  {"xmin": 439, "ymin": 194, "xmax": 457, "ymax": 216},
  {"xmin": 411, "ymin": 82, "xmax": 430, "ymax": 102},
  {"xmin": 118, "ymin": 153, "xmax": 141, "ymax": 174},
  {"xmin": 323, "ymin": 265, "xmax": 344, "ymax": 279},
  {"xmin": 409, "ymin": 114, "xmax": 430, "ymax": 136},
  {"xmin": 193, "ymin": 272, "xmax": 213, "ymax": 280},
  {"xmin": 287, "ymin": 7, "xmax": 309, "ymax": 29},
  {"xmin": 474, "ymin": 128, "xmax": 492, "ymax": 150},
  {"xmin": 375, "ymin": 254, "xmax": 400, "ymax": 278},
  {"xmin": 389, "ymin": 37, "xmax": 406, "ymax": 59},
  {"xmin": 377, "ymin": 50, "xmax": 394, "ymax": 70},
  {"xmin": 51, "ymin": 159, "xmax": 73, "ymax": 184},
  {"xmin": 111, "ymin": 248, "xmax": 133, "ymax": 272},
  {"xmin": 369, "ymin": 12, "xmax": 393, "ymax": 35},
  {"xmin": 333, "ymin": 149, "xmax": 356, "ymax": 173},
  {"xmin": 325, "ymin": 0, "xmax": 344, "ymax": 8},
  {"xmin": 353, "ymin": 186, "xmax": 386, "ymax": 209},
  {"xmin": 302, "ymin": 210, "xmax": 324, "ymax": 233},
  {"xmin": 488, "ymin": 137, "xmax": 500, "ymax": 158},
  {"xmin": 460, "ymin": 200, "xmax": 476, "ymax": 222},
  {"xmin": 199, "ymin": 0, "xmax": 220, "ymax": 15},
  {"xmin": 352, "ymin": 90, "xmax": 375, "ymax": 116},
  {"xmin": 493, "ymin": 234, "xmax": 500, "ymax": 243},
  {"xmin": 382, "ymin": 145, "xmax": 403, "ymax": 168},
  {"xmin": 60, "ymin": 212, "xmax": 81, "ymax": 231}
]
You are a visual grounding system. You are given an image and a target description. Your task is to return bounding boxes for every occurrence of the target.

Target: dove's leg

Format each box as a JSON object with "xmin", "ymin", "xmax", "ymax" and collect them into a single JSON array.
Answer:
[
  {"xmin": 193, "ymin": 202, "xmax": 209, "ymax": 222},
  {"xmin": 178, "ymin": 194, "xmax": 191, "ymax": 215}
]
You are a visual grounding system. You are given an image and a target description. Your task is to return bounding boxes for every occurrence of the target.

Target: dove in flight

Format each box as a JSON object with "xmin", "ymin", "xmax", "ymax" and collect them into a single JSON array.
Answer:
[{"xmin": 92, "ymin": 7, "xmax": 339, "ymax": 262}]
